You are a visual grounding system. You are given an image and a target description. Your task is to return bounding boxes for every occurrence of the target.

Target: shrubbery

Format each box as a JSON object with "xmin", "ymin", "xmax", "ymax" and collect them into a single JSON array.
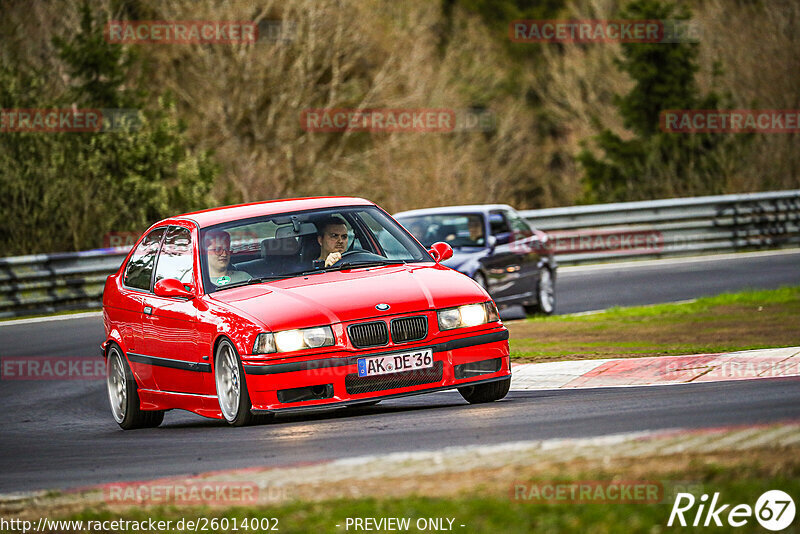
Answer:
[{"xmin": 0, "ymin": 2, "xmax": 214, "ymax": 254}]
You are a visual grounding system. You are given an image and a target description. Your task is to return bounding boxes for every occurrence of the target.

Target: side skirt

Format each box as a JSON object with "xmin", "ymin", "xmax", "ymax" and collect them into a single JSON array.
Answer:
[{"xmin": 138, "ymin": 388, "xmax": 223, "ymax": 420}]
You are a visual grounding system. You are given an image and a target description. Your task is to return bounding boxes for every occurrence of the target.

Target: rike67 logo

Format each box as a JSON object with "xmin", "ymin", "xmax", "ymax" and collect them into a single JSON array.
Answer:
[{"xmin": 668, "ymin": 490, "xmax": 795, "ymax": 531}]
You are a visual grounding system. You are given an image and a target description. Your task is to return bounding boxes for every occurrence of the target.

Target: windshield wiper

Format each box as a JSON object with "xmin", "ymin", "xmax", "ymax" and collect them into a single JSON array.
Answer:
[
  {"xmin": 288, "ymin": 260, "xmax": 409, "ymax": 276},
  {"xmin": 214, "ymin": 275, "xmax": 287, "ymax": 291},
  {"xmin": 328, "ymin": 259, "xmax": 408, "ymax": 271}
]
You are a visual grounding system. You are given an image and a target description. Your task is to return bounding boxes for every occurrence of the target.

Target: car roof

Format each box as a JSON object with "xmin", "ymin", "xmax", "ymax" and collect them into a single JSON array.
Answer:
[
  {"xmin": 171, "ymin": 197, "xmax": 375, "ymax": 228},
  {"xmin": 394, "ymin": 204, "xmax": 515, "ymax": 218}
]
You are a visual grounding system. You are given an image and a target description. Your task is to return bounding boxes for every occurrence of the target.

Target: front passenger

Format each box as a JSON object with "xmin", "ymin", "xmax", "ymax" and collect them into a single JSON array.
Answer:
[{"xmin": 205, "ymin": 230, "xmax": 252, "ymax": 287}]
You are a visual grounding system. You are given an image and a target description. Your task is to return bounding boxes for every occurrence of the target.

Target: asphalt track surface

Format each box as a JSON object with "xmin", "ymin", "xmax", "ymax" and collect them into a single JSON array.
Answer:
[{"xmin": 1, "ymin": 251, "xmax": 799, "ymax": 493}]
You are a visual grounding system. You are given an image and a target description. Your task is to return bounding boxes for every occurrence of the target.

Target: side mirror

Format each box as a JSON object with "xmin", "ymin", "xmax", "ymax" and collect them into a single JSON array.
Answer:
[
  {"xmin": 494, "ymin": 232, "xmax": 512, "ymax": 246},
  {"xmin": 154, "ymin": 278, "xmax": 194, "ymax": 299},
  {"xmin": 486, "ymin": 235, "xmax": 497, "ymax": 251},
  {"xmin": 429, "ymin": 241, "xmax": 454, "ymax": 263}
]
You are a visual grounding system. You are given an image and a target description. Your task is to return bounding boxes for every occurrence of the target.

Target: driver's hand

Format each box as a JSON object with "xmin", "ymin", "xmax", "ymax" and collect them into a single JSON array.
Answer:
[{"xmin": 324, "ymin": 252, "xmax": 342, "ymax": 267}]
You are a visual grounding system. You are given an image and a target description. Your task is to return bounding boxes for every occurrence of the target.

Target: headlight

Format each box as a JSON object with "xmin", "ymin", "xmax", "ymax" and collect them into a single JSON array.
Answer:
[
  {"xmin": 437, "ymin": 302, "xmax": 500, "ymax": 331},
  {"xmin": 253, "ymin": 326, "xmax": 335, "ymax": 354},
  {"xmin": 253, "ymin": 333, "xmax": 276, "ymax": 354},
  {"xmin": 275, "ymin": 330, "xmax": 306, "ymax": 353}
]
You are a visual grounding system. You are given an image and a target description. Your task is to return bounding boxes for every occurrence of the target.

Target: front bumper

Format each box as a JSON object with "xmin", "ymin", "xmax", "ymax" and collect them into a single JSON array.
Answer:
[{"xmin": 242, "ymin": 327, "xmax": 510, "ymax": 413}]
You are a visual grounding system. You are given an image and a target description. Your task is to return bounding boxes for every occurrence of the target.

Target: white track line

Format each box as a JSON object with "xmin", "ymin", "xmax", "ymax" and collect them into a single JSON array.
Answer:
[
  {"xmin": 560, "ymin": 247, "xmax": 800, "ymax": 273},
  {"xmin": 0, "ymin": 311, "xmax": 102, "ymax": 327}
]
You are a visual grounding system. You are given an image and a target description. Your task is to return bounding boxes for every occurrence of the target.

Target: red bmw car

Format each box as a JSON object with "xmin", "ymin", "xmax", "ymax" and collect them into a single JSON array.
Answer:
[{"xmin": 103, "ymin": 197, "xmax": 511, "ymax": 429}]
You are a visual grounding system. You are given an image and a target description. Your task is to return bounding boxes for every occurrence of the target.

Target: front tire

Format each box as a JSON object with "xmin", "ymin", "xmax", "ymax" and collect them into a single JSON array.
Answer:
[
  {"xmin": 458, "ymin": 377, "xmax": 511, "ymax": 404},
  {"xmin": 524, "ymin": 267, "xmax": 555, "ymax": 316},
  {"xmin": 106, "ymin": 345, "xmax": 164, "ymax": 430},
  {"xmin": 214, "ymin": 338, "xmax": 269, "ymax": 426},
  {"xmin": 473, "ymin": 272, "xmax": 488, "ymax": 291}
]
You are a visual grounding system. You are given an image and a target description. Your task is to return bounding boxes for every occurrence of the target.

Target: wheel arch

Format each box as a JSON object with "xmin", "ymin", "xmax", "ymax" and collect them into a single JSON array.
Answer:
[
  {"xmin": 102, "ymin": 329, "xmax": 126, "ymax": 360},
  {"xmin": 210, "ymin": 333, "xmax": 247, "ymax": 380},
  {"xmin": 103, "ymin": 339, "xmax": 143, "ymax": 391}
]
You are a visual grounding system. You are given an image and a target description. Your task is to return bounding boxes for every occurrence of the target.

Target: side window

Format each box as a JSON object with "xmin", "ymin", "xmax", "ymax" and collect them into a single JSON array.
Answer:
[
  {"xmin": 357, "ymin": 211, "xmax": 406, "ymax": 259},
  {"xmin": 489, "ymin": 212, "xmax": 510, "ymax": 236},
  {"xmin": 123, "ymin": 228, "xmax": 165, "ymax": 291},
  {"xmin": 154, "ymin": 226, "xmax": 194, "ymax": 286},
  {"xmin": 505, "ymin": 210, "xmax": 533, "ymax": 240},
  {"xmin": 374, "ymin": 228, "xmax": 408, "ymax": 259}
]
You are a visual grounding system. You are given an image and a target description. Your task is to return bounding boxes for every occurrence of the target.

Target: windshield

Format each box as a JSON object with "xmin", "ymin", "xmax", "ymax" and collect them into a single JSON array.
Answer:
[
  {"xmin": 199, "ymin": 206, "xmax": 432, "ymax": 292},
  {"xmin": 396, "ymin": 213, "xmax": 486, "ymax": 248}
]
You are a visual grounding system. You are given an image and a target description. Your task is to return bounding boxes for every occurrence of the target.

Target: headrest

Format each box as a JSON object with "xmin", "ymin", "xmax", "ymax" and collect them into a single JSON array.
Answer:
[{"xmin": 261, "ymin": 236, "xmax": 300, "ymax": 259}]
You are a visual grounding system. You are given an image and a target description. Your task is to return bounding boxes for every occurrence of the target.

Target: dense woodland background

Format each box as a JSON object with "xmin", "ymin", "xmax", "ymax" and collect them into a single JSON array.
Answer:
[{"xmin": 1, "ymin": 0, "xmax": 798, "ymax": 254}]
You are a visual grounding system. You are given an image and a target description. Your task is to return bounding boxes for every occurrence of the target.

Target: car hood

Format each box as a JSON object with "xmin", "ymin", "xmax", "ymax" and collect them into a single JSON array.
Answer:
[{"xmin": 209, "ymin": 263, "xmax": 487, "ymax": 331}]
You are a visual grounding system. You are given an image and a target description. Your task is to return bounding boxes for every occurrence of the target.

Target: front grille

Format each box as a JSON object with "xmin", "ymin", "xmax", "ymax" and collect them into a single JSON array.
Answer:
[
  {"xmin": 390, "ymin": 316, "xmax": 428, "ymax": 343},
  {"xmin": 348, "ymin": 321, "xmax": 389, "ymax": 348},
  {"xmin": 345, "ymin": 361, "xmax": 443, "ymax": 395}
]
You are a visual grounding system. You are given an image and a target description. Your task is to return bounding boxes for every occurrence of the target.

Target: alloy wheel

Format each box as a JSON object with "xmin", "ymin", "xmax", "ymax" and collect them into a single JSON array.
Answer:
[
  {"xmin": 215, "ymin": 341, "xmax": 241, "ymax": 422},
  {"xmin": 107, "ymin": 348, "xmax": 127, "ymax": 423}
]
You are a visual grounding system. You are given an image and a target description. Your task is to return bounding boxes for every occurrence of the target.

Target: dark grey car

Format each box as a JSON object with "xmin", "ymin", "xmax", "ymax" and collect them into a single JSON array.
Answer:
[{"xmin": 394, "ymin": 204, "xmax": 556, "ymax": 315}]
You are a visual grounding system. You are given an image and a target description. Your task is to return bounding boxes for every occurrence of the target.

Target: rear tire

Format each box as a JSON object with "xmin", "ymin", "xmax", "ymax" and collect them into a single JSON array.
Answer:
[
  {"xmin": 458, "ymin": 377, "xmax": 511, "ymax": 404},
  {"xmin": 106, "ymin": 345, "xmax": 164, "ymax": 430},
  {"xmin": 215, "ymin": 338, "xmax": 272, "ymax": 427}
]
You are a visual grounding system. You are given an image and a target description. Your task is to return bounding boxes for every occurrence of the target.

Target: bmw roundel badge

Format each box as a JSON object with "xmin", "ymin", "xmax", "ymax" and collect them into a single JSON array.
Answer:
[{"xmin": 375, "ymin": 303, "xmax": 390, "ymax": 311}]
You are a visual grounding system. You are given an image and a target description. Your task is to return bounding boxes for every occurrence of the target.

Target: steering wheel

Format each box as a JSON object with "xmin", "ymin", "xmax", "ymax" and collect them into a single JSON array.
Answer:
[{"xmin": 330, "ymin": 249, "xmax": 384, "ymax": 265}]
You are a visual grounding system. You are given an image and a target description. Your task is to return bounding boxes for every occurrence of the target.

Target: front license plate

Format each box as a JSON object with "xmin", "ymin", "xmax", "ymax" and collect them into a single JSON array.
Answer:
[{"xmin": 357, "ymin": 349, "xmax": 433, "ymax": 377}]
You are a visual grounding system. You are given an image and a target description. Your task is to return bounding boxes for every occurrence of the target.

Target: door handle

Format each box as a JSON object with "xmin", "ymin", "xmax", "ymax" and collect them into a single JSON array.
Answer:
[{"xmin": 143, "ymin": 306, "xmax": 153, "ymax": 316}]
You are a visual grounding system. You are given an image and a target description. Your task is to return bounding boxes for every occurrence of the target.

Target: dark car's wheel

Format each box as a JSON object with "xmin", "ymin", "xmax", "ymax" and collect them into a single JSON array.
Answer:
[
  {"xmin": 107, "ymin": 345, "xmax": 164, "ymax": 430},
  {"xmin": 458, "ymin": 377, "xmax": 511, "ymax": 404},
  {"xmin": 473, "ymin": 272, "xmax": 488, "ymax": 291},
  {"xmin": 524, "ymin": 267, "xmax": 555, "ymax": 316},
  {"xmin": 214, "ymin": 338, "xmax": 271, "ymax": 426}
]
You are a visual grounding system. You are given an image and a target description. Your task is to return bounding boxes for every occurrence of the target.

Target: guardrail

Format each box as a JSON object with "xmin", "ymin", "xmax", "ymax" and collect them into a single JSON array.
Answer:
[
  {"xmin": 0, "ymin": 248, "xmax": 129, "ymax": 318},
  {"xmin": 1, "ymin": 190, "xmax": 798, "ymax": 318},
  {"xmin": 520, "ymin": 189, "xmax": 800, "ymax": 265}
]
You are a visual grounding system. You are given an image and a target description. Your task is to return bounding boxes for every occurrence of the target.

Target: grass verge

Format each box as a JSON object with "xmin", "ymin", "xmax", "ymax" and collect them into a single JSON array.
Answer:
[
  {"xmin": 36, "ymin": 448, "xmax": 800, "ymax": 534},
  {"xmin": 508, "ymin": 286, "xmax": 800, "ymax": 363}
]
